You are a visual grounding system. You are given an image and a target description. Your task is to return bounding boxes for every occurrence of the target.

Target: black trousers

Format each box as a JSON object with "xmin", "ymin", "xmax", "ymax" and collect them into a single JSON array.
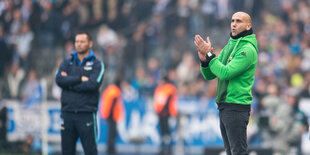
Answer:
[
  {"xmin": 219, "ymin": 109, "xmax": 250, "ymax": 155},
  {"xmin": 107, "ymin": 119, "xmax": 117, "ymax": 155},
  {"xmin": 61, "ymin": 112, "xmax": 97, "ymax": 155},
  {"xmin": 159, "ymin": 115, "xmax": 171, "ymax": 154}
]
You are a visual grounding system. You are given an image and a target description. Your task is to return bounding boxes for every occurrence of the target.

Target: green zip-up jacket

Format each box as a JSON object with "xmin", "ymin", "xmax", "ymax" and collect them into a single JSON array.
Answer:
[{"xmin": 201, "ymin": 34, "xmax": 258, "ymax": 105}]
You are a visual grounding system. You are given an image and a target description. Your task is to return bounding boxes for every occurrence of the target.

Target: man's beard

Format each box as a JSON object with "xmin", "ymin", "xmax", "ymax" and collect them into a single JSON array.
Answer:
[{"xmin": 77, "ymin": 49, "xmax": 89, "ymax": 55}]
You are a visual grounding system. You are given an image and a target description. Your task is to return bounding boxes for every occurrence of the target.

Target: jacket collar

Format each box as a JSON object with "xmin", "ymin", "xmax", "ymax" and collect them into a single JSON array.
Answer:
[
  {"xmin": 230, "ymin": 28, "xmax": 253, "ymax": 39},
  {"xmin": 71, "ymin": 50, "xmax": 96, "ymax": 65}
]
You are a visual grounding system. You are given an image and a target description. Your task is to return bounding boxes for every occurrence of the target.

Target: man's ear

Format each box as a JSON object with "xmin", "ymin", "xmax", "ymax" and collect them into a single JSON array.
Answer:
[
  {"xmin": 246, "ymin": 23, "xmax": 252, "ymax": 30},
  {"xmin": 89, "ymin": 41, "xmax": 93, "ymax": 48}
]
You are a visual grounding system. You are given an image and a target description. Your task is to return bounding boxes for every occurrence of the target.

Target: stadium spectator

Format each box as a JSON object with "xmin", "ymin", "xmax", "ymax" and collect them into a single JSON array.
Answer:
[
  {"xmin": 153, "ymin": 76, "xmax": 177, "ymax": 155},
  {"xmin": 20, "ymin": 69, "xmax": 39, "ymax": 102},
  {"xmin": 100, "ymin": 80, "xmax": 124, "ymax": 155},
  {"xmin": 16, "ymin": 22, "xmax": 33, "ymax": 68},
  {"xmin": 0, "ymin": 25, "xmax": 12, "ymax": 87},
  {"xmin": 2, "ymin": 63, "xmax": 25, "ymax": 99}
]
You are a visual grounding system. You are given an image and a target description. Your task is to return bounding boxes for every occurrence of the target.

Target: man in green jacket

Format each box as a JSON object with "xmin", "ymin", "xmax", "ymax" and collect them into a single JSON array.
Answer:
[{"xmin": 194, "ymin": 12, "xmax": 258, "ymax": 155}]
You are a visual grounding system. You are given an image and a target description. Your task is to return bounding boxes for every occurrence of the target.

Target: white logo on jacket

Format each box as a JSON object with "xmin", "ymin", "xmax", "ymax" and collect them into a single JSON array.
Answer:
[{"xmin": 84, "ymin": 61, "xmax": 93, "ymax": 70}]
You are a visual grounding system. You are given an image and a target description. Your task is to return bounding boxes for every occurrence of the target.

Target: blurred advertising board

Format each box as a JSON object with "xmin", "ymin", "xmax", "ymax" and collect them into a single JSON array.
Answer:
[{"xmin": 4, "ymin": 97, "xmax": 223, "ymax": 153}]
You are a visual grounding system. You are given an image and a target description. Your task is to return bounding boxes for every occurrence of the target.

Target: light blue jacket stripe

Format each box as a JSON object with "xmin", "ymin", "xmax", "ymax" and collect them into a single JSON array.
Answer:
[
  {"xmin": 55, "ymin": 69, "xmax": 59, "ymax": 77},
  {"xmin": 93, "ymin": 112, "xmax": 98, "ymax": 144},
  {"xmin": 96, "ymin": 62, "xmax": 104, "ymax": 83}
]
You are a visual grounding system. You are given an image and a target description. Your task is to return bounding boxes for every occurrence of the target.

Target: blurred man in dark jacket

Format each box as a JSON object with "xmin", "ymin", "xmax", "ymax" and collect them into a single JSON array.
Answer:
[{"xmin": 55, "ymin": 31, "xmax": 104, "ymax": 155}]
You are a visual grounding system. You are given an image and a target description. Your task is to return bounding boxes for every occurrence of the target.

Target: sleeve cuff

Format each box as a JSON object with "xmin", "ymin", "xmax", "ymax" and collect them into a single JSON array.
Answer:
[
  {"xmin": 201, "ymin": 61, "xmax": 209, "ymax": 67},
  {"xmin": 208, "ymin": 58, "xmax": 216, "ymax": 67}
]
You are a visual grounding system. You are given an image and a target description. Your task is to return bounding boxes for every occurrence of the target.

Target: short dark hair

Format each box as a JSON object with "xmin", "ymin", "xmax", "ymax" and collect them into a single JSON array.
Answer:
[{"xmin": 75, "ymin": 31, "xmax": 92, "ymax": 41}]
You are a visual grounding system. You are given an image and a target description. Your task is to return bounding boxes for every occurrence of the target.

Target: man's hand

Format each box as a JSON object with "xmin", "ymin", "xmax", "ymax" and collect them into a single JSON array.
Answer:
[
  {"xmin": 194, "ymin": 35, "xmax": 213, "ymax": 62},
  {"xmin": 197, "ymin": 49, "xmax": 207, "ymax": 62},
  {"xmin": 194, "ymin": 35, "xmax": 215, "ymax": 67},
  {"xmin": 61, "ymin": 71, "xmax": 68, "ymax": 76},
  {"xmin": 81, "ymin": 76, "xmax": 89, "ymax": 82}
]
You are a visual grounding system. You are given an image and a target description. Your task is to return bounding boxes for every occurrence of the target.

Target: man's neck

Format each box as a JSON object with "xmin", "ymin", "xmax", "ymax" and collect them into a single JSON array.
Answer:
[{"xmin": 77, "ymin": 51, "xmax": 90, "ymax": 62}]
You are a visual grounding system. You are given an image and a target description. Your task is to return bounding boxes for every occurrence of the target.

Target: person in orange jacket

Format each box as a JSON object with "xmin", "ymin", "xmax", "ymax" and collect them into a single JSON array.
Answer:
[
  {"xmin": 153, "ymin": 76, "xmax": 177, "ymax": 155},
  {"xmin": 100, "ymin": 80, "xmax": 124, "ymax": 155}
]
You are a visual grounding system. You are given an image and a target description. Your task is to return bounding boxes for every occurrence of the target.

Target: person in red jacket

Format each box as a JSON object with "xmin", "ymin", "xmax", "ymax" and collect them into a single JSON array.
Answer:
[
  {"xmin": 100, "ymin": 80, "xmax": 124, "ymax": 155},
  {"xmin": 153, "ymin": 76, "xmax": 177, "ymax": 155}
]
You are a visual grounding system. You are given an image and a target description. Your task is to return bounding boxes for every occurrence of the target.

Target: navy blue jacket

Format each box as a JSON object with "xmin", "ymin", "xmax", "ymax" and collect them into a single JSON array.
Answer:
[{"xmin": 55, "ymin": 50, "xmax": 104, "ymax": 112}]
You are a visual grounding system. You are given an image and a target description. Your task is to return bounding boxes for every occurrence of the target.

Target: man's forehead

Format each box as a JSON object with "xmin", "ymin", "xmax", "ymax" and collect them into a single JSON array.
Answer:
[
  {"xmin": 75, "ymin": 34, "xmax": 88, "ymax": 40},
  {"xmin": 232, "ymin": 12, "xmax": 250, "ymax": 21}
]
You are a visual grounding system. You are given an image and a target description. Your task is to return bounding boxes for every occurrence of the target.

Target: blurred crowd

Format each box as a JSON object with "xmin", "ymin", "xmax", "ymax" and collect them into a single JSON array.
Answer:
[{"xmin": 0, "ymin": 0, "xmax": 310, "ymax": 154}]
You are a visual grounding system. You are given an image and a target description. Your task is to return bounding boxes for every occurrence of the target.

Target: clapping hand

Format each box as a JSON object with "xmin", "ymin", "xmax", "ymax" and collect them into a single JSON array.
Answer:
[
  {"xmin": 194, "ymin": 35, "xmax": 215, "ymax": 67},
  {"xmin": 194, "ymin": 35, "xmax": 213, "ymax": 62}
]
